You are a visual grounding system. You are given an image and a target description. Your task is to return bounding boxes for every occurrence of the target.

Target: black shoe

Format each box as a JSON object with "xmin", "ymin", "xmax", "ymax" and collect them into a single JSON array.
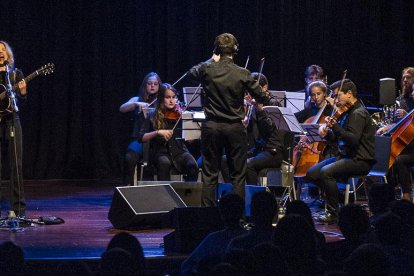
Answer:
[{"xmin": 315, "ymin": 211, "xmax": 338, "ymax": 224}]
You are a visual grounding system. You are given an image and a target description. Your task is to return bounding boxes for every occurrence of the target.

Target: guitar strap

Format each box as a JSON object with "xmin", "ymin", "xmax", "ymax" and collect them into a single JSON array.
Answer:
[{"xmin": 11, "ymin": 70, "xmax": 16, "ymax": 86}]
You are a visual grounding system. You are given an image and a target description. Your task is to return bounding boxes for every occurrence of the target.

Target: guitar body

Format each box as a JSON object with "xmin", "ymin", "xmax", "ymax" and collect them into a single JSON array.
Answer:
[{"xmin": 0, "ymin": 63, "xmax": 54, "ymax": 121}]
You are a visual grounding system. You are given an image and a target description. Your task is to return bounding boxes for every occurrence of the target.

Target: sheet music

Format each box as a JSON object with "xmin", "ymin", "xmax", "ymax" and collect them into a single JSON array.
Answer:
[
  {"xmin": 300, "ymin": 123, "xmax": 325, "ymax": 142},
  {"xmin": 182, "ymin": 111, "xmax": 202, "ymax": 140},
  {"xmin": 263, "ymin": 106, "xmax": 304, "ymax": 134}
]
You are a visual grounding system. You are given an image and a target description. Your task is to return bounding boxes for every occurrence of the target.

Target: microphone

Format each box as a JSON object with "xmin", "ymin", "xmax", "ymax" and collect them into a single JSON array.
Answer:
[{"xmin": 1, "ymin": 61, "xmax": 10, "ymax": 72}]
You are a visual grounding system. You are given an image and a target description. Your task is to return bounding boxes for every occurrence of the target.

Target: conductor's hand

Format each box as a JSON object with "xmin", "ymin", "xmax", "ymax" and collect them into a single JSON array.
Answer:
[
  {"xmin": 158, "ymin": 129, "xmax": 173, "ymax": 141},
  {"xmin": 319, "ymin": 124, "xmax": 328, "ymax": 138},
  {"xmin": 212, "ymin": 54, "xmax": 220, "ymax": 62}
]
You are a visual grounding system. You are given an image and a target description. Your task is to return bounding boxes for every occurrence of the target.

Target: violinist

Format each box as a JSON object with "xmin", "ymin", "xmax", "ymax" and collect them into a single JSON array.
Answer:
[
  {"xmin": 119, "ymin": 72, "xmax": 161, "ymax": 185},
  {"xmin": 137, "ymin": 83, "xmax": 199, "ymax": 181},
  {"xmin": 187, "ymin": 33, "xmax": 269, "ymax": 206},
  {"xmin": 306, "ymin": 79, "xmax": 375, "ymax": 224},
  {"xmin": 246, "ymin": 73, "xmax": 284, "ymax": 185}
]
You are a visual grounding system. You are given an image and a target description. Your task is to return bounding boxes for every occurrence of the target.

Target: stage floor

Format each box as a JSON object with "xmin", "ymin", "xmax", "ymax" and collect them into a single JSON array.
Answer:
[{"xmin": 0, "ymin": 180, "xmax": 343, "ymax": 262}]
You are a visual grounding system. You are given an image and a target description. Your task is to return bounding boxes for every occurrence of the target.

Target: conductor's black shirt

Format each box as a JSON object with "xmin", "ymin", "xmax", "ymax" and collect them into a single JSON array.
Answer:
[{"xmin": 187, "ymin": 56, "xmax": 268, "ymax": 122}]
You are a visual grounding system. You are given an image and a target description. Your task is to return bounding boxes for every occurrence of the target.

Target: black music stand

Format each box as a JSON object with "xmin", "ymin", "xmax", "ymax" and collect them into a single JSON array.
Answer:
[
  {"xmin": 263, "ymin": 106, "xmax": 304, "ymax": 134},
  {"xmin": 300, "ymin": 123, "xmax": 325, "ymax": 143},
  {"xmin": 262, "ymin": 106, "xmax": 302, "ymax": 205}
]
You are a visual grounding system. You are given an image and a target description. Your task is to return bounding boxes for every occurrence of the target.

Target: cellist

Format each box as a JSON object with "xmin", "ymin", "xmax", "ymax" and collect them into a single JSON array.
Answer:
[
  {"xmin": 376, "ymin": 68, "xmax": 414, "ymax": 201},
  {"xmin": 294, "ymin": 81, "xmax": 337, "ymax": 165},
  {"xmin": 306, "ymin": 79, "xmax": 375, "ymax": 224}
]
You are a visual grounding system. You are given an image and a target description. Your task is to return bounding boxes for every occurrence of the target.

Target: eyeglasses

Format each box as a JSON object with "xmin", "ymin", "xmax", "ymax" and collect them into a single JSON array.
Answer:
[{"xmin": 146, "ymin": 82, "xmax": 159, "ymax": 86}]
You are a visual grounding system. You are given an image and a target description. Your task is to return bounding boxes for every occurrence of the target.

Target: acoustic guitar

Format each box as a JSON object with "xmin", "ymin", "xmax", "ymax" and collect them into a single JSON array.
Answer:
[{"xmin": 0, "ymin": 63, "xmax": 54, "ymax": 120}]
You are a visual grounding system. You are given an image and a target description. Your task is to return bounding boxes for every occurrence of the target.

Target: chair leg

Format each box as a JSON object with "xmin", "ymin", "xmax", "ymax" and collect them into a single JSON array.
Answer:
[
  {"xmin": 352, "ymin": 178, "xmax": 357, "ymax": 202},
  {"xmin": 133, "ymin": 164, "xmax": 138, "ymax": 186},
  {"xmin": 345, "ymin": 183, "xmax": 350, "ymax": 205},
  {"xmin": 261, "ymin": 176, "xmax": 268, "ymax": 187}
]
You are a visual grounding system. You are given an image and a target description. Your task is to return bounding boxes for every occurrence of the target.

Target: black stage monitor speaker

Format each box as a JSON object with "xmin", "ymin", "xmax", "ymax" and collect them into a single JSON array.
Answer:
[
  {"xmin": 137, "ymin": 181, "xmax": 203, "ymax": 207},
  {"xmin": 379, "ymin": 78, "xmax": 396, "ymax": 105},
  {"xmin": 108, "ymin": 185, "xmax": 186, "ymax": 229}
]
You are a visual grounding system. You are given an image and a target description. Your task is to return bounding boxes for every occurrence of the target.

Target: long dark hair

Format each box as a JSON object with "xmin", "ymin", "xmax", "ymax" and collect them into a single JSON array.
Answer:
[
  {"xmin": 153, "ymin": 83, "xmax": 178, "ymax": 130},
  {"xmin": 138, "ymin": 72, "xmax": 162, "ymax": 102}
]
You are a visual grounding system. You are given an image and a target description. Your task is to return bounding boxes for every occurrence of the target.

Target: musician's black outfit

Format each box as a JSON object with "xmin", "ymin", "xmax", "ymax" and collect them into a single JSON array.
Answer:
[
  {"xmin": 137, "ymin": 112, "xmax": 199, "ymax": 181},
  {"xmin": 124, "ymin": 95, "xmax": 155, "ymax": 185},
  {"xmin": 246, "ymin": 95, "xmax": 284, "ymax": 185},
  {"xmin": 0, "ymin": 69, "xmax": 26, "ymax": 217},
  {"xmin": 306, "ymin": 101, "xmax": 375, "ymax": 223},
  {"xmin": 188, "ymin": 56, "xmax": 269, "ymax": 206},
  {"xmin": 295, "ymin": 102, "xmax": 337, "ymax": 160}
]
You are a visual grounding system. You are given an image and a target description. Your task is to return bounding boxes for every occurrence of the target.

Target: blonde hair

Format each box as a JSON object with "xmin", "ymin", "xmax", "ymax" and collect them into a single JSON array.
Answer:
[{"xmin": 0, "ymin": 41, "xmax": 15, "ymax": 69}]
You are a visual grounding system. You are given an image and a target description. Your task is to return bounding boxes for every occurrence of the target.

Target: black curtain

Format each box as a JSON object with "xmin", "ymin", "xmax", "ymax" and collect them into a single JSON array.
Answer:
[{"xmin": 1, "ymin": 0, "xmax": 413, "ymax": 179}]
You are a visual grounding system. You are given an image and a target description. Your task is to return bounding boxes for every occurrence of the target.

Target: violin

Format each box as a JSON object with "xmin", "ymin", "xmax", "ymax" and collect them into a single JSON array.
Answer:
[
  {"xmin": 165, "ymin": 103, "xmax": 183, "ymax": 121},
  {"xmin": 326, "ymin": 101, "xmax": 353, "ymax": 128}
]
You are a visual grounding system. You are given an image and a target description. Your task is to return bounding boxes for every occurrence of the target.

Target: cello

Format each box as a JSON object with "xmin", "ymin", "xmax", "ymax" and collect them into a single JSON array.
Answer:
[
  {"xmin": 383, "ymin": 108, "xmax": 414, "ymax": 168},
  {"xmin": 292, "ymin": 100, "xmax": 329, "ymax": 177}
]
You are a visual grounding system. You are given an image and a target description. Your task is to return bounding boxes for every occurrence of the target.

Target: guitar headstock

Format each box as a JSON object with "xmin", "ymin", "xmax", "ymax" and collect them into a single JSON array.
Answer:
[{"xmin": 38, "ymin": 63, "xmax": 55, "ymax": 76}]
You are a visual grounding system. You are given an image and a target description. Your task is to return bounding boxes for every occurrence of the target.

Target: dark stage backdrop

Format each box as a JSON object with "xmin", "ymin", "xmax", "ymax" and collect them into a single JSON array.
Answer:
[{"xmin": 1, "ymin": 0, "xmax": 413, "ymax": 180}]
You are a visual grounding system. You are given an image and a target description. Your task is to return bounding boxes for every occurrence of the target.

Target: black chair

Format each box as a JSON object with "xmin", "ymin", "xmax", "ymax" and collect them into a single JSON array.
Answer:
[
  {"xmin": 341, "ymin": 135, "xmax": 391, "ymax": 204},
  {"xmin": 133, "ymin": 142, "xmax": 184, "ymax": 185}
]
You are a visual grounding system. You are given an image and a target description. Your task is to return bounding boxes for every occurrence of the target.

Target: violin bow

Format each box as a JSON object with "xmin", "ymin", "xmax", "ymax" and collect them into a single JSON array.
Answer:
[
  {"xmin": 170, "ymin": 83, "xmax": 202, "ymax": 132},
  {"xmin": 256, "ymin": 57, "xmax": 265, "ymax": 84},
  {"xmin": 330, "ymin": 69, "xmax": 347, "ymax": 116}
]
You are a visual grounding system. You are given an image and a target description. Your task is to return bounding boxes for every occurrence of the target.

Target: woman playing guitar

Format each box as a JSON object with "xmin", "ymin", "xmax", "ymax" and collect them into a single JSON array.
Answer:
[{"xmin": 0, "ymin": 41, "xmax": 27, "ymax": 218}]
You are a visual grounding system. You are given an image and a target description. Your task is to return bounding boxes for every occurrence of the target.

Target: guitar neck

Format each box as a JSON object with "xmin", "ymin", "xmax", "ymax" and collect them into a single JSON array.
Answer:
[{"xmin": 12, "ymin": 70, "xmax": 39, "ymax": 90}]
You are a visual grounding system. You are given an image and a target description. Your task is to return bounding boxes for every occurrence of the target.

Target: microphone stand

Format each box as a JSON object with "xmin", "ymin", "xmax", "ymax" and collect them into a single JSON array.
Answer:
[{"xmin": 1, "ymin": 64, "xmax": 24, "ymax": 231}]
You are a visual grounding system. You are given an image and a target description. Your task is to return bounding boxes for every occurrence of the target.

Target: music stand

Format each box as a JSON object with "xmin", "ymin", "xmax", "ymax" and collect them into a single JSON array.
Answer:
[
  {"xmin": 300, "ymin": 123, "xmax": 325, "ymax": 143},
  {"xmin": 268, "ymin": 90, "xmax": 286, "ymax": 107},
  {"xmin": 181, "ymin": 111, "xmax": 202, "ymax": 140},
  {"xmin": 285, "ymin": 91, "xmax": 305, "ymax": 112},
  {"xmin": 182, "ymin": 87, "xmax": 203, "ymax": 110},
  {"xmin": 263, "ymin": 106, "xmax": 304, "ymax": 134}
]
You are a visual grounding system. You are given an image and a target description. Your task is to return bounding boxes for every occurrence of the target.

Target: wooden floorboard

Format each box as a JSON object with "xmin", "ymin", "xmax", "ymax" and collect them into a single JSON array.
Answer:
[{"xmin": 0, "ymin": 179, "xmax": 343, "ymax": 262}]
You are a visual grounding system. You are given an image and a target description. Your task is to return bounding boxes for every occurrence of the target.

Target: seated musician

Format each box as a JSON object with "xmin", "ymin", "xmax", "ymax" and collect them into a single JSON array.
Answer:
[
  {"xmin": 306, "ymin": 79, "xmax": 376, "ymax": 224},
  {"xmin": 377, "ymin": 67, "xmax": 414, "ymax": 134},
  {"xmin": 137, "ymin": 83, "xmax": 199, "ymax": 181},
  {"xmin": 295, "ymin": 65, "xmax": 324, "ymax": 105},
  {"xmin": 119, "ymin": 72, "xmax": 162, "ymax": 185},
  {"xmin": 295, "ymin": 80, "xmax": 333, "ymax": 123},
  {"xmin": 376, "ymin": 68, "xmax": 414, "ymax": 201},
  {"xmin": 294, "ymin": 81, "xmax": 337, "ymax": 160},
  {"xmin": 245, "ymin": 73, "xmax": 284, "ymax": 185}
]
